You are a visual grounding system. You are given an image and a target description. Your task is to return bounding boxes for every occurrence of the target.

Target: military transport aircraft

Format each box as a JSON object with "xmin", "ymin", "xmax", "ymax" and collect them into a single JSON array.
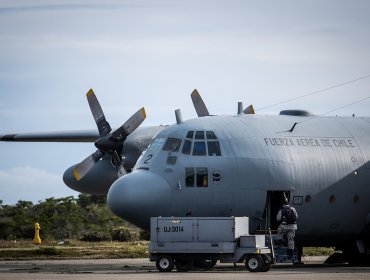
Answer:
[{"xmin": 1, "ymin": 89, "xmax": 370, "ymax": 265}]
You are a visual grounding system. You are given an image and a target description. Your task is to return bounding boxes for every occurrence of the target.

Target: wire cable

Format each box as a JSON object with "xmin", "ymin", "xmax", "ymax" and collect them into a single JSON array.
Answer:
[
  {"xmin": 257, "ymin": 74, "xmax": 370, "ymax": 111},
  {"xmin": 286, "ymin": 95, "xmax": 370, "ymax": 132},
  {"xmin": 299, "ymin": 96, "xmax": 370, "ymax": 124}
]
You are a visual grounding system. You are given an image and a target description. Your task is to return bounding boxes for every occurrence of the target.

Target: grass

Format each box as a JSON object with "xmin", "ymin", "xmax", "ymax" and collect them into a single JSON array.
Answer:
[
  {"xmin": 0, "ymin": 240, "xmax": 335, "ymax": 260},
  {"xmin": 33, "ymin": 247, "xmax": 60, "ymax": 255},
  {"xmin": 303, "ymin": 247, "xmax": 336, "ymax": 256},
  {"xmin": 0, "ymin": 240, "xmax": 149, "ymax": 260}
]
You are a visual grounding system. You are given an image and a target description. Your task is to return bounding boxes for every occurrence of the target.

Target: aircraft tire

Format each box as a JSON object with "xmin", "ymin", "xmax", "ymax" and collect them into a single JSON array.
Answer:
[
  {"xmin": 245, "ymin": 255, "xmax": 263, "ymax": 272},
  {"xmin": 346, "ymin": 255, "xmax": 370, "ymax": 266},
  {"xmin": 343, "ymin": 244, "xmax": 370, "ymax": 266},
  {"xmin": 156, "ymin": 255, "xmax": 174, "ymax": 272}
]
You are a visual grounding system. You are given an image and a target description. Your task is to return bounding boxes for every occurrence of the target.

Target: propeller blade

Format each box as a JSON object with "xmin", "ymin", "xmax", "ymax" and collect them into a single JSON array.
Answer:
[
  {"xmin": 86, "ymin": 89, "xmax": 112, "ymax": 136},
  {"xmin": 111, "ymin": 107, "xmax": 146, "ymax": 142},
  {"xmin": 112, "ymin": 151, "xmax": 127, "ymax": 177},
  {"xmin": 244, "ymin": 104, "xmax": 255, "ymax": 114},
  {"xmin": 191, "ymin": 89, "xmax": 210, "ymax": 117},
  {"xmin": 72, "ymin": 150, "xmax": 104, "ymax": 181}
]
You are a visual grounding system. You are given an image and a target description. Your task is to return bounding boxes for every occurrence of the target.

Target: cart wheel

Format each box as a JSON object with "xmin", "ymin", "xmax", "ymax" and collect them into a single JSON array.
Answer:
[
  {"xmin": 245, "ymin": 255, "xmax": 263, "ymax": 272},
  {"xmin": 175, "ymin": 259, "xmax": 193, "ymax": 272},
  {"xmin": 260, "ymin": 262, "xmax": 272, "ymax": 272},
  {"xmin": 260, "ymin": 254, "xmax": 272, "ymax": 272},
  {"xmin": 156, "ymin": 255, "xmax": 174, "ymax": 272}
]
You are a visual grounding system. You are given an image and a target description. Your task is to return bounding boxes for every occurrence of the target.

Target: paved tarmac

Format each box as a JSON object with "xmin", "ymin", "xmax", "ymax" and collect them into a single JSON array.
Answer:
[{"xmin": 0, "ymin": 257, "xmax": 369, "ymax": 280}]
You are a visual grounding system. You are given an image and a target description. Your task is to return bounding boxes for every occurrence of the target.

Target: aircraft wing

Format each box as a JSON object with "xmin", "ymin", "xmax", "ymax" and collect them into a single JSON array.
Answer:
[{"xmin": 0, "ymin": 130, "xmax": 99, "ymax": 142}]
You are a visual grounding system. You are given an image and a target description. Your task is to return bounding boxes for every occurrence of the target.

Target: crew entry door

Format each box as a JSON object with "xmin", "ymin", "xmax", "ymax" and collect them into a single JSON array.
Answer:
[{"xmin": 261, "ymin": 191, "xmax": 291, "ymax": 232}]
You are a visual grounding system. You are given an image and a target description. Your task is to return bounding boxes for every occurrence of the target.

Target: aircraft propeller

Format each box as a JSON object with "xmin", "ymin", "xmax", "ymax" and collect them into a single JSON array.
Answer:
[
  {"xmin": 72, "ymin": 89, "xmax": 146, "ymax": 181},
  {"xmin": 191, "ymin": 89, "xmax": 210, "ymax": 117},
  {"xmin": 244, "ymin": 104, "xmax": 255, "ymax": 114},
  {"xmin": 190, "ymin": 89, "xmax": 255, "ymax": 116}
]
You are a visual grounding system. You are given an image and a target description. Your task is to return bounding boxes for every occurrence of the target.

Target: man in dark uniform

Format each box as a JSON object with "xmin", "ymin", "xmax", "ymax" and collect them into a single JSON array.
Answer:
[{"xmin": 276, "ymin": 196, "xmax": 298, "ymax": 258}]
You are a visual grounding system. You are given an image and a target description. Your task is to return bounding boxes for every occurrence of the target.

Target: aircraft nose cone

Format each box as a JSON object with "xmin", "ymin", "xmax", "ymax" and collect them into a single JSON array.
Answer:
[{"xmin": 107, "ymin": 170, "xmax": 172, "ymax": 230}]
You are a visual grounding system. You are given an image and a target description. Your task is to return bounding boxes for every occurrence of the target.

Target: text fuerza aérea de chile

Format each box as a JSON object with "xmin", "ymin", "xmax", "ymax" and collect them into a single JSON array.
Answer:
[{"xmin": 263, "ymin": 137, "xmax": 355, "ymax": 148}]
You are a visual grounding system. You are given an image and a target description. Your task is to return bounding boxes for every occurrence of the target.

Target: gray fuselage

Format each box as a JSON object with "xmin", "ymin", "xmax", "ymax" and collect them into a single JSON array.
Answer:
[{"xmin": 107, "ymin": 114, "xmax": 370, "ymax": 248}]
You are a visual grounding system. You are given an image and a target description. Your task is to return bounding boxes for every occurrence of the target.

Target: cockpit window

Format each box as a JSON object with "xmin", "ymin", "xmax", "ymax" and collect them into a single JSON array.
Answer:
[
  {"xmin": 193, "ymin": 142, "xmax": 206, "ymax": 156},
  {"xmin": 185, "ymin": 168, "xmax": 194, "ymax": 187},
  {"xmin": 183, "ymin": 130, "xmax": 221, "ymax": 156},
  {"xmin": 195, "ymin": 131, "xmax": 205, "ymax": 139},
  {"xmin": 206, "ymin": 131, "xmax": 217, "ymax": 139},
  {"xmin": 186, "ymin": 131, "xmax": 194, "ymax": 139},
  {"xmin": 162, "ymin": 137, "xmax": 182, "ymax": 152},
  {"xmin": 182, "ymin": 139, "xmax": 192, "ymax": 155},
  {"xmin": 149, "ymin": 137, "xmax": 165, "ymax": 150},
  {"xmin": 207, "ymin": 141, "xmax": 221, "ymax": 156},
  {"xmin": 185, "ymin": 167, "xmax": 208, "ymax": 187},
  {"xmin": 196, "ymin": 168, "xmax": 208, "ymax": 187}
]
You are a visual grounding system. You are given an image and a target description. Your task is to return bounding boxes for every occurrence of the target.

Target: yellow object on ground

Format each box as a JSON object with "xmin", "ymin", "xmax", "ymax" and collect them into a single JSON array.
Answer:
[{"xmin": 33, "ymin": 223, "xmax": 41, "ymax": 244}]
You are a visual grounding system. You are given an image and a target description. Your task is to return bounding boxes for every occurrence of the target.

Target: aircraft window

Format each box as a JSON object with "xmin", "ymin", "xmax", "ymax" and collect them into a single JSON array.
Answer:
[
  {"xmin": 196, "ymin": 168, "xmax": 208, "ymax": 187},
  {"xmin": 185, "ymin": 168, "xmax": 194, "ymax": 187},
  {"xmin": 150, "ymin": 137, "xmax": 165, "ymax": 150},
  {"xmin": 193, "ymin": 142, "xmax": 206, "ymax": 156},
  {"xmin": 195, "ymin": 131, "xmax": 205, "ymax": 139},
  {"xmin": 186, "ymin": 131, "xmax": 194, "ymax": 139},
  {"xmin": 206, "ymin": 131, "xmax": 217, "ymax": 139},
  {"xmin": 162, "ymin": 137, "xmax": 182, "ymax": 152},
  {"xmin": 182, "ymin": 140, "xmax": 192, "ymax": 155},
  {"xmin": 207, "ymin": 141, "xmax": 221, "ymax": 156}
]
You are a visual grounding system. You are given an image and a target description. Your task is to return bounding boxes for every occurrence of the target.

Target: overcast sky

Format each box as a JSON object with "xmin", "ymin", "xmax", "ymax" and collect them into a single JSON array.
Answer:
[{"xmin": 1, "ymin": 0, "xmax": 370, "ymax": 205}]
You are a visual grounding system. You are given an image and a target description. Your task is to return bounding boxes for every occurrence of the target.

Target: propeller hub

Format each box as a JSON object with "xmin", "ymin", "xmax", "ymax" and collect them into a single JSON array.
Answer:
[
  {"xmin": 72, "ymin": 89, "xmax": 146, "ymax": 181},
  {"xmin": 95, "ymin": 136, "xmax": 122, "ymax": 153}
]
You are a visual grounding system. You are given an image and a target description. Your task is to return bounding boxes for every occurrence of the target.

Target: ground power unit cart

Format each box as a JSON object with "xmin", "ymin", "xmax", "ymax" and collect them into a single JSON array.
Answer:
[{"xmin": 149, "ymin": 216, "xmax": 275, "ymax": 272}]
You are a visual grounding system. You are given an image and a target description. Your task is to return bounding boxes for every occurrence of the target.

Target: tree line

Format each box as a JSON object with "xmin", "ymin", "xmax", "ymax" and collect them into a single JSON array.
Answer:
[{"xmin": 0, "ymin": 195, "xmax": 145, "ymax": 241}]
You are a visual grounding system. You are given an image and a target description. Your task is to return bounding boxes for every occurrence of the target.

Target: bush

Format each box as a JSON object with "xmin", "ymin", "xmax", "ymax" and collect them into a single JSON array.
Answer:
[
  {"xmin": 139, "ymin": 230, "xmax": 150, "ymax": 241},
  {"xmin": 0, "ymin": 196, "xmax": 140, "ymax": 241},
  {"xmin": 80, "ymin": 231, "xmax": 111, "ymax": 242},
  {"xmin": 111, "ymin": 227, "xmax": 134, "ymax": 241}
]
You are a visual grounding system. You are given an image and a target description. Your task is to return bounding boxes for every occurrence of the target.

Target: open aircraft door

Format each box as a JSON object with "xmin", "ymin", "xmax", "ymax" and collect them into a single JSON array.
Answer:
[{"xmin": 258, "ymin": 191, "xmax": 290, "ymax": 233}]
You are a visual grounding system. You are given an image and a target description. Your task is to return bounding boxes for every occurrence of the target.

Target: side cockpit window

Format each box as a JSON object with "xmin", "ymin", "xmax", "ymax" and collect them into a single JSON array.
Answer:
[
  {"xmin": 185, "ymin": 167, "xmax": 208, "ymax": 187},
  {"xmin": 163, "ymin": 137, "xmax": 182, "ymax": 152},
  {"xmin": 149, "ymin": 137, "xmax": 165, "ymax": 150},
  {"xmin": 185, "ymin": 168, "xmax": 194, "ymax": 187},
  {"xmin": 196, "ymin": 168, "xmax": 208, "ymax": 187},
  {"xmin": 182, "ymin": 130, "xmax": 221, "ymax": 156}
]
